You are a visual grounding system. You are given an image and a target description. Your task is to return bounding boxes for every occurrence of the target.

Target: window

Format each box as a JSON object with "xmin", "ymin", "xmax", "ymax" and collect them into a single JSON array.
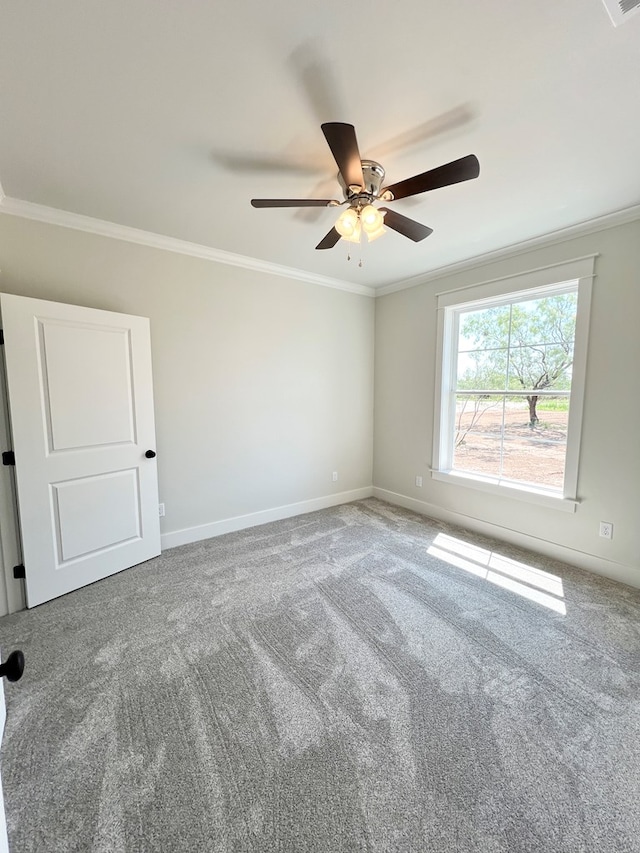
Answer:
[{"xmin": 432, "ymin": 257, "xmax": 594, "ymax": 510}]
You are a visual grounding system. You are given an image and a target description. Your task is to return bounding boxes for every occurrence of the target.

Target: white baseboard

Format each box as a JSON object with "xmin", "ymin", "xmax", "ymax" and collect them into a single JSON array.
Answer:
[
  {"xmin": 161, "ymin": 487, "xmax": 374, "ymax": 550},
  {"xmin": 373, "ymin": 487, "xmax": 640, "ymax": 589}
]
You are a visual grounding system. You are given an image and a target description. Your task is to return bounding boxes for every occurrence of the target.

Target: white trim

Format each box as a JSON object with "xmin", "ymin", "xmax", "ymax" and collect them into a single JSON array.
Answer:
[
  {"xmin": 0, "ymin": 338, "xmax": 25, "ymax": 618},
  {"xmin": 430, "ymin": 471, "xmax": 578, "ymax": 512},
  {"xmin": 0, "ymin": 670, "xmax": 5, "ymax": 742},
  {"xmin": 562, "ymin": 276, "xmax": 592, "ymax": 497},
  {"xmin": 1, "ymin": 188, "xmax": 638, "ymax": 300},
  {"xmin": 375, "ymin": 204, "xmax": 640, "ymax": 297},
  {"xmin": 161, "ymin": 486, "xmax": 374, "ymax": 550},
  {"xmin": 372, "ymin": 487, "xmax": 640, "ymax": 589},
  {"xmin": 0, "ymin": 195, "xmax": 376, "ymax": 298},
  {"xmin": 435, "ymin": 255, "xmax": 597, "ymax": 303},
  {"xmin": 432, "ymin": 259, "xmax": 594, "ymax": 504}
]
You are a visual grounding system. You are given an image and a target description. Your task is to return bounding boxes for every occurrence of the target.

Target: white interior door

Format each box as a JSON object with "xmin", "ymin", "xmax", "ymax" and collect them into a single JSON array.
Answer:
[{"xmin": 0, "ymin": 294, "xmax": 161, "ymax": 608}]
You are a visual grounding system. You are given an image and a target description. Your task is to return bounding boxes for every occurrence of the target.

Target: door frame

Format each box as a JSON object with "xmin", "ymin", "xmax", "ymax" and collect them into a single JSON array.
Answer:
[
  {"xmin": 0, "ymin": 339, "xmax": 24, "ymax": 617},
  {"xmin": 0, "ymin": 661, "xmax": 10, "ymax": 852}
]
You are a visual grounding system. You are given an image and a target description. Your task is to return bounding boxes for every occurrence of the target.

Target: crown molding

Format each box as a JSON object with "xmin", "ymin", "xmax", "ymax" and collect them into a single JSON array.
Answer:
[
  {"xmin": 3, "ymin": 190, "xmax": 639, "ymax": 301},
  {"xmin": 0, "ymin": 195, "xmax": 376, "ymax": 298},
  {"xmin": 376, "ymin": 203, "xmax": 640, "ymax": 297}
]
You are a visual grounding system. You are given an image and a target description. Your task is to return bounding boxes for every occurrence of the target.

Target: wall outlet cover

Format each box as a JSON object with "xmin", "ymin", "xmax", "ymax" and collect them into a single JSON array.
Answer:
[{"xmin": 599, "ymin": 521, "xmax": 613, "ymax": 539}]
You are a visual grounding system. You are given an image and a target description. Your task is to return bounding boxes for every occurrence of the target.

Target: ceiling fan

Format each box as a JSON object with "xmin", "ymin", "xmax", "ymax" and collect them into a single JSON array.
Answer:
[{"xmin": 251, "ymin": 122, "xmax": 480, "ymax": 250}]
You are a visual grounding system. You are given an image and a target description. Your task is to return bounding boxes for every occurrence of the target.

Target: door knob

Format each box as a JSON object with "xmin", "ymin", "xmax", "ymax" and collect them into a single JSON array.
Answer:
[
  {"xmin": 0, "ymin": 650, "xmax": 25, "ymax": 682},
  {"xmin": 145, "ymin": 450, "xmax": 156, "ymax": 458}
]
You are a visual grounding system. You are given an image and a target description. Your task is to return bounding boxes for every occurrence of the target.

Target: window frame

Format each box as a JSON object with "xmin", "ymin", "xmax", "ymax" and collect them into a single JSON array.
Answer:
[{"xmin": 431, "ymin": 256, "xmax": 595, "ymax": 512}]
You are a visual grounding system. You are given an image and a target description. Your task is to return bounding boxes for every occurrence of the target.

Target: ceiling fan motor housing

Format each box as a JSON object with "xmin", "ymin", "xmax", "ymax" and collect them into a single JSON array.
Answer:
[{"xmin": 338, "ymin": 160, "xmax": 386, "ymax": 204}]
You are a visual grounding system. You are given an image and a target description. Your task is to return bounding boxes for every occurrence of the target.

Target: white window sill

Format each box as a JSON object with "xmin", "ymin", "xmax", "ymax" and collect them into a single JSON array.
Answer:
[{"xmin": 431, "ymin": 470, "xmax": 578, "ymax": 513}]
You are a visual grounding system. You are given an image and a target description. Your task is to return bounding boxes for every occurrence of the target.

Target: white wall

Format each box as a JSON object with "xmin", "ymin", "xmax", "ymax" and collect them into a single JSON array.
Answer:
[
  {"xmin": 0, "ymin": 213, "xmax": 374, "ymax": 599},
  {"xmin": 374, "ymin": 218, "xmax": 640, "ymax": 587},
  {"xmin": 1, "ymin": 209, "xmax": 638, "ymax": 610}
]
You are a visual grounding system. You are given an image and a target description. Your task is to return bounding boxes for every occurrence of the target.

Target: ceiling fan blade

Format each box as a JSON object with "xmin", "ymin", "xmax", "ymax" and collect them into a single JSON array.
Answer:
[
  {"xmin": 289, "ymin": 42, "xmax": 346, "ymax": 128},
  {"xmin": 295, "ymin": 177, "xmax": 340, "ymax": 222},
  {"xmin": 379, "ymin": 208, "xmax": 433, "ymax": 242},
  {"xmin": 372, "ymin": 105, "xmax": 474, "ymax": 160},
  {"xmin": 321, "ymin": 122, "xmax": 365, "ymax": 189},
  {"xmin": 213, "ymin": 151, "xmax": 322, "ymax": 175},
  {"xmin": 315, "ymin": 227, "xmax": 341, "ymax": 250},
  {"xmin": 382, "ymin": 154, "xmax": 480, "ymax": 201},
  {"xmin": 251, "ymin": 199, "xmax": 335, "ymax": 208}
]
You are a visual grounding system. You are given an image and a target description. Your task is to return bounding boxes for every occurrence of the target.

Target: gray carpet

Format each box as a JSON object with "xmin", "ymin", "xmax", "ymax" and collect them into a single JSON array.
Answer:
[{"xmin": 0, "ymin": 498, "xmax": 639, "ymax": 852}]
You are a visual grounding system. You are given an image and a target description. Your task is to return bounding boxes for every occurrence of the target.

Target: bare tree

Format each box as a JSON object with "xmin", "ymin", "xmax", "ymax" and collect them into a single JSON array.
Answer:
[{"xmin": 459, "ymin": 293, "xmax": 577, "ymax": 427}]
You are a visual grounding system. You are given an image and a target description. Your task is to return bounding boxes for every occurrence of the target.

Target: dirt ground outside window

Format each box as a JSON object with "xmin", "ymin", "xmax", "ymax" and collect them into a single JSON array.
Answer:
[{"xmin": 453, "ymin": 403, "xmax": 568, "ymax": 489}]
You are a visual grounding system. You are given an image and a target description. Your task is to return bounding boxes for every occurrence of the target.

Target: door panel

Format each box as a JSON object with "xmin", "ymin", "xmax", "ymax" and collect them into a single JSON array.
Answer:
[
  {"xmin": 52, "ymin": 468, "xmax": 141, "ymax": 563},
  {"xmin": 0, "ymin": 294, "xmax": 161, "ymax": 608},
  {"xmin": 40, "ymin": 320, "xmax": 136, "ymax": 450}
]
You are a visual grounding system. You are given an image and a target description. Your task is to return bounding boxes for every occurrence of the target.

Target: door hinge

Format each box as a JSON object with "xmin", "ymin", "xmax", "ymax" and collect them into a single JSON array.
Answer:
[
  {"xmin": 2, "ymin": 451, "xmax": 15, "ymax": 466},
  {"xmin": 13, "ymin": 564, "xmax": 25, "ymax": 579},
  {"xmin": 0, "ymin": 329, "xmax": 4, "ymax": 345}
]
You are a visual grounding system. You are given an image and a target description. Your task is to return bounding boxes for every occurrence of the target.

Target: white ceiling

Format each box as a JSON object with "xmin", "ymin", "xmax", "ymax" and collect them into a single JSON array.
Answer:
[{"xmin": 1, "ymin": 0, "xmax": 639, "ymax": 290}]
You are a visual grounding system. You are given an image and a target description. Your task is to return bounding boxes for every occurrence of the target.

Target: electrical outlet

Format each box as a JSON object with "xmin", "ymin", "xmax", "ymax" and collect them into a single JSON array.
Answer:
[
  {"xmin": 599, "ymin": 521, "xmax": 613, "ymax": 539},
  {"xmin": 158, "ymin": 503, "xmax": 165, "ymax": 518},
  {"xmin": 332, "ymin": 471, "xmax": 338, "ymax": 482},
  {"xmin": 415, "ymin": 475, "xmax": 423, "ymax": 487}
]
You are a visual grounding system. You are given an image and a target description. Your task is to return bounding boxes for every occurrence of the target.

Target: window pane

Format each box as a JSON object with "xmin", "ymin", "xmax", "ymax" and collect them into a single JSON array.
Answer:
[
  {"xmin": 453, "ymin": 395, "xmax": 504, "ymax": 478},
  {"xmin": 457, "ymin": 348, "xmax": 508, "ymax": 390},
  {"xmin": 509, "ymin": 293, "xmax": 577, "ymax": 349},
  {"xmin": 458, "ymin": 305, "xmax": 510, "ymax": 352},
  {"xmin": 507, "ymin": 342, "xmax": 575, "ymax": 393},
  {"xmin": 500, "ymin": 396, "xmax": 569, "ymax": 489}
]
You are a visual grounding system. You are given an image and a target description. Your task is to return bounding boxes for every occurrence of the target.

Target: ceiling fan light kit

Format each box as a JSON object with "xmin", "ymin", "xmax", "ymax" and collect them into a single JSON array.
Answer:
[
  {"xmin": 250, "ymin": 122, "xmax": 480, "ymax": 254},
  {"xmin": 335, "ymin": 203, "xmax": 386, "ymax": 243}
]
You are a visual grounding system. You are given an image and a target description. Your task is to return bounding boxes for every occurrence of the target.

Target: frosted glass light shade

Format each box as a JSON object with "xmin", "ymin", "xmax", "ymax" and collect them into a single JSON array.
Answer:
[
  {"xmin": 344, "ymin": 220, "xmax": 362, "ymax": 243},
  {"xmin": 366, "ymin": 224, "xmax": 386, "ymax": 242},
  {"xmin": 335, "ymin": 208, "xmax": 358, "ymax": 238},
  {"xmin": 360, "ymin": 204, "xmax": 384, "ymax": 233}
]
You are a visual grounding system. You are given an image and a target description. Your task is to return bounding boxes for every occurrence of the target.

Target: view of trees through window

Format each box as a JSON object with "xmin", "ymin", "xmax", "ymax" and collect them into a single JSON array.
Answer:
[{"xmin": 453, "ymin": 288, "xmax": 578, "ymax": 490}]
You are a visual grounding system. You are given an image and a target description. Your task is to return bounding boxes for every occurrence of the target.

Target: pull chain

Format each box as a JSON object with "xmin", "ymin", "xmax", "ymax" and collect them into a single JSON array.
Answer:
[{"xmin": 345, "ymin": 237, "xmax": 365, "ymax": 267}]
